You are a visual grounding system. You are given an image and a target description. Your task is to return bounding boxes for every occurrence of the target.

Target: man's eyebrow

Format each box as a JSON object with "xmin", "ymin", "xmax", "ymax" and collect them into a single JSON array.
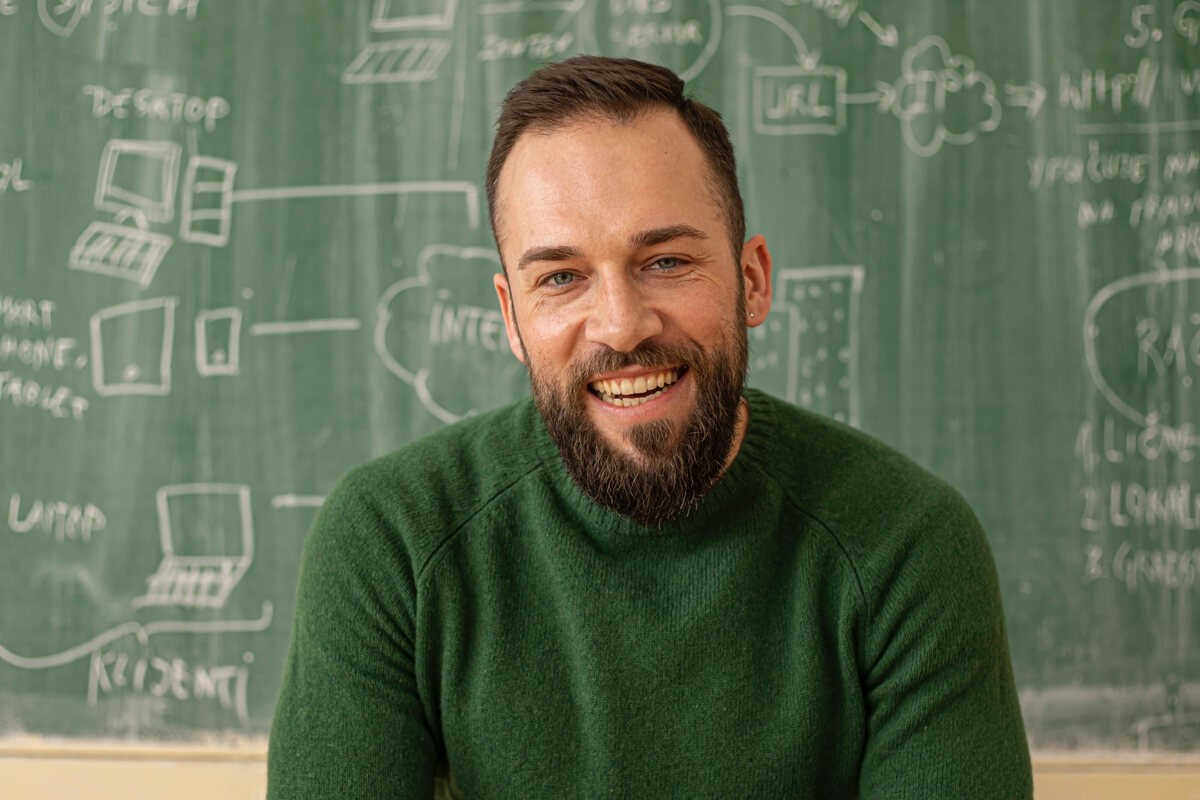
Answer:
[
  {"xmin": 514, "ymin": 225, "xmax": 709, "ymax": 270},
  {"xmin": 629, "ymin": 224, "xmax": 709, "ymax": 250},
  {"xmin": 516, "ymin": 245, "xmax": 583, "ymax": 271}
]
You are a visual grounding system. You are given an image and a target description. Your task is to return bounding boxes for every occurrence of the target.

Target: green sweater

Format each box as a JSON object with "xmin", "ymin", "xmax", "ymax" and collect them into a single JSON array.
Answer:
[{"xmin": 268, "ymin": 389, "xmax": 1032, "ymax": 799}]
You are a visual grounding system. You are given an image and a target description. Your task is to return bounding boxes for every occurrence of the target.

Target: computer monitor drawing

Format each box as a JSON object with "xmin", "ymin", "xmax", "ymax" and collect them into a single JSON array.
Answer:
[
  {"xmin": 370, "ymin": 0, "xmax": 458, "ymax": 31},
  {"xmin": 94, "ymin": 139, "xmax": 183, "ymax": 224}
]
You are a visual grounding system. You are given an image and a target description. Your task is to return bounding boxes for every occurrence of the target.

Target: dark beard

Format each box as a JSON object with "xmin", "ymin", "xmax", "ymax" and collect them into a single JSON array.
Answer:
[{"xmin": 528, "ymin": 329, "xmax": 748, "ymax": 526}]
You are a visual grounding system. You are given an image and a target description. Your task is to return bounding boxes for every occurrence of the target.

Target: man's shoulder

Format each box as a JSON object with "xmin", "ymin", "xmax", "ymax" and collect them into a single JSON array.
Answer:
[
  {"xmin": 752, "ymin": 390, "xmax": 954, "ymax": 504},
  {"xmin": 749, "ymin": 390, "xmax": 984, "ymax": 567},
  {"xmin": 317, "ymin": 398, "xmax": 543, "ymax": 561}
]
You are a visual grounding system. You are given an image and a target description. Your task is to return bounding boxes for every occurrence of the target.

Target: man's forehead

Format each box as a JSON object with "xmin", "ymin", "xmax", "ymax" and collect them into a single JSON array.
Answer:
[{"xmin": 493, "ymin": 110, "xmax": 720, "ymax": 245}]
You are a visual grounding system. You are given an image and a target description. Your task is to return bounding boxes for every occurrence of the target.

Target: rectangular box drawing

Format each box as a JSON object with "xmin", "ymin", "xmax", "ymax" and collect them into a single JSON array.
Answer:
[
  {"xmin": 343, "ymin": 38, "xmax": 451, "ymax": 84},
  {"xmin": 89, "ymin": 297, "xmax": 177, "ymax": 397},
  {"xmin": 68, "ymin": 221, "xmax": 173, "ymax": 286},
  {"xmin": 180, "ymin": 156, "xmax": 237, "ymax": 247},
  {"xmin": 752, "ymin": 65, "xmax": 847, "ymax": 136},
  {"xmin": 369, "ymin": 0, "xmax": 458, "ymax": 31},
  {"xmin": 196, "ymin": 308, "xmax": 242, "ymax": 377},
  {"xmin": 94, "ymin": 140, "xmax": 183, "ymax": 223},
  {"xmin": 777, "ymin": 266, "xmax": 865, "ymax": 426},
  {"xmin": 135, "ymin": 483, "xmax": 254, "ymax": 609}
]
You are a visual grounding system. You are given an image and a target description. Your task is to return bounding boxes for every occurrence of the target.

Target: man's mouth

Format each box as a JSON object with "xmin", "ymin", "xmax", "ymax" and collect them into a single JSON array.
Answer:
[{"xmin": 588, "ymin": 368, "xmax": 683, "ymax": 408}]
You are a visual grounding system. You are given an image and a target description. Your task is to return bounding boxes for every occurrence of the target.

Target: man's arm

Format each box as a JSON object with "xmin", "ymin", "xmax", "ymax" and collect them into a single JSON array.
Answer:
[
  {"xmin": 857, "ymin": 493, "xmax": 1033, "ymax": 799},
  {"xmin": 268, "ymin": 475, "xmax": 436, "ymax": 799}
]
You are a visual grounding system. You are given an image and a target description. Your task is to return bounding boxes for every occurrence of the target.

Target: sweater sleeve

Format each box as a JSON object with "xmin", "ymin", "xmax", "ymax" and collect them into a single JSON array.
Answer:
[
  {"xmin": 267, "ymin": 472, "xmax": 436, "ymax": 799},
  {"xmin": 856, "ymin": 492, "xmax": 1033, "ymax": 800}
]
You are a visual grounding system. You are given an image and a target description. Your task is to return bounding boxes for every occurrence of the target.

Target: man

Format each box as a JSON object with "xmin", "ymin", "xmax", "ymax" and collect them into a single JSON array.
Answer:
[{"xmin": 268, "ymin": 56, "xmax": 1033, "ymax": 799}]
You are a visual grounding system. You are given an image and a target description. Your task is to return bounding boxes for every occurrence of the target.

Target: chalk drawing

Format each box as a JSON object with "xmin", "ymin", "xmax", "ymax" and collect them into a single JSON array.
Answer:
[
  {"xmin": 765, "ymin": 266, "xmax": 866, "ymax": 426},
  {"xmin": 1084, "ymin": 268, "xmax": 1200, "ymax": 431},
  {"xmin": 585, "ymin": 0, "xmax": 722, "ymax": 82},
  {"xmin": 249, "ymin": 319, "xmax": 362, "ymax": 336},
  {"xmin": 134, "ymin": 484, "xmax": 254, "ymax": 610},
  {"xmin": 195, "ymin": 308, "xmax": 242, "ymax": 377},
  {"xmin": 89, "ymin": 297, "xmax": 177, "ymax": 397},
  {"xmin": 375, "ymin": 243, "xmax": 526, "ymax": 424},
  {"xmin": 180, "ymin": 156, "xmax": 237, "ymax": 247},
  {"xmin": 369, "ymin": 0, "xmax": 458, "ymax": 31},
  {"xmin": 752, "ymin": 65, "xmax": 847, "ymax": 136},
  {"xmin": 343, "ymin": 38, "xmax": 452, "ymax": 84},
  {"xmin": 0, "ymin": 602, "xmax": 272, "ymax": 670},
  {"xmin": 69, "ymin": 221, "xmax": 173, "ymax": 287},
  {"xmin": 891, "ymin": 36, "xmax": 1002, "ymax": 157}
]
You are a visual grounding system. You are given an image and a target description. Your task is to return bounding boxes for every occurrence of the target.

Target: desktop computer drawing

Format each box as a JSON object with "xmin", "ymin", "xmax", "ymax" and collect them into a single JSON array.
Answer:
[{"xmin": 70, "ymin": 140, "xmax": 181, "ymax": 287}]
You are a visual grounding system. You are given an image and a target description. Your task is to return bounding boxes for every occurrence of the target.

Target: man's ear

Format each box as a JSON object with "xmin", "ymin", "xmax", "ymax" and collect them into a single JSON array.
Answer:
[
  {"xmin": 741, "ymin": 234, "xmax": 773, "ymax": 328},
  {"xmin": 493, "ymin": 271, "xmax": 526, "ymax": 363}
]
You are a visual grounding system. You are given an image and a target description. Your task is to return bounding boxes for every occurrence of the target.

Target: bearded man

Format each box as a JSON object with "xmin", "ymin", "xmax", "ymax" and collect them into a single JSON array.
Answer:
[{"xmin": 268, "ymin": 56, "xmax": 1033, "ymax": 799}]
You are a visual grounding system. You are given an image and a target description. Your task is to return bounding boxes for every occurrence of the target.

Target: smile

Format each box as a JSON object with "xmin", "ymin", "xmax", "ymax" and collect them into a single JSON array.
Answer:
[{"xmin": 589, "ymin": 368, "xmax": 683, "ymax": 408}]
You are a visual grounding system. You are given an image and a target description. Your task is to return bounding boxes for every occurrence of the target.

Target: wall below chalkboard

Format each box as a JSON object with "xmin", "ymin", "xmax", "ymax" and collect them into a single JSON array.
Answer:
[{"xmin": 2, "ymin": 744, "xmax": 1200, "ymax": 800}]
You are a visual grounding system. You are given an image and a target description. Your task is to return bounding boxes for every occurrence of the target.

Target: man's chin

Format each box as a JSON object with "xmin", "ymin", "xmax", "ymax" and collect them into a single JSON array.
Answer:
[{"xmin": 591, "ymin": 414, "xmax": 682, "ymax": 466}]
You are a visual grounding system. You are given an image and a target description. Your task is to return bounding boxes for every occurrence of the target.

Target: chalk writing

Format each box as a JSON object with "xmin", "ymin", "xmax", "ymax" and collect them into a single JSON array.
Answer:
[
  {"xmin": 0, "ymin": 158, "xmax": 31, "ymax": 193},
  {"xmin": 38, "ymin": 0, "xmax": 200, "ymax": 38},
  {"xmin": 82, "ymin": 85, "xmax": 230, "ymax": 132},
  {"xmin": 8, "ymin": 494, "xmax": 106, "ymax": 542},
  {"xmin": 1081, "ymin": 481, "xmax": 1200, "ymax": 531},
  {"xmin": 1127, "ymin": 2, "xmax": 1200, "ymax": 48},
  {"xmin": 0, "ymin": 371, "xmax": 89, "ymax": 419},
  {"xmin": 787, "ymin": 0, "xmax": 858, "ymax": 27},
  {"xmin": 1137, "ymin": 315, "xmax": 1200, "ymax": 383},
  {"xmin": 0, "ymin": 295, "xmax": 54, "ymax": 329},
  {"xmin": 1156, "ymin": 222, "xmax": 1200, "ymax": 258},
  {"xmin": 0, "ymin": 335, "xmax": 79, "ymax": 371},
  {"xmin": 609, "ymin": 17, "xmax": 702, "ymax": 46},
  {"xmin": 1086, "ymin": 542, "xmax": 1200, "ymax": 592},
  {"xmin": 1076, "ymin": 417, "xmax": 1198, "ymax": 470},
  {"xmin": 428, "ymin": 302, "xmax": 505, "ymax": 352},
  {"xmin": 1163, "ymin": 149, "xmax": 1200, "ymax": 179},
  {"xmin": 87, "ymin": 647, "xmax": 252, "ymax": 725},
  {"xmin": 588, "ymin": 0, "xmax": 719, "ymax": 81},
  {"xmin": 1059, "ymin": 59, "xmax": 1159, "ymax": 112},
  {"xmin": 1130, "ymin": 190, "xmax": 1200, "ymax": 227},
  {"xmin": 753, "ymin": 66, "xmax": 847, "ymax": 136},
  {"xmin": 1027, "ymin": 141, "xmax": 1152, "ymax": 191},
  {"xmin": 478, "ymin": 31, "xmax": 573, "ymax": 60}
]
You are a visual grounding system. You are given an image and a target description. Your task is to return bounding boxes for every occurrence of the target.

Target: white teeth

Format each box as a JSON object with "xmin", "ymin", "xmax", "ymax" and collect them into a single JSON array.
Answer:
[{"xmin": 591, "ymin": 368, "xmax": 680, "ymax": 404}]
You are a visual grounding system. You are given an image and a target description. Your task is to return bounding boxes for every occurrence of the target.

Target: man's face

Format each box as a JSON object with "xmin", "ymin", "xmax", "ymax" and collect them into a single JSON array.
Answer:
[{"xmin": 492, "ymin": 109, "xmax": 771, "ymax": 524}]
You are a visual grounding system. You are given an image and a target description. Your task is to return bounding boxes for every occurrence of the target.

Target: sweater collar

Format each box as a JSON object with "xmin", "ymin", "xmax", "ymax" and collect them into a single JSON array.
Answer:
[{"xmin": 529, "ymin": 388, "xmax": 777, "ymax": 537}]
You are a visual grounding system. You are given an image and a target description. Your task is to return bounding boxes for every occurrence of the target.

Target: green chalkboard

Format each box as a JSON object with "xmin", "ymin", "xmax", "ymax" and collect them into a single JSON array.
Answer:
[{"xmin": 2, "ymin": 0, "xmax": 1200, "ymax": 753}]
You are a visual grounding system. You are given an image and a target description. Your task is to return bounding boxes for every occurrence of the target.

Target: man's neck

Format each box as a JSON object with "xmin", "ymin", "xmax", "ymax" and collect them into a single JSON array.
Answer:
[{"xmin": 722, "ymin": 396, "xmax": 750, "ymax": 471}]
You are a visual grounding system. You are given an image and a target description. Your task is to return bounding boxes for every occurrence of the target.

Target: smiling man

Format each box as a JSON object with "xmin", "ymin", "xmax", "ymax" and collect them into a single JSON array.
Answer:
[{"xmin": 268, "ymin": 56, "xmax": 1033, "ymax": 799}]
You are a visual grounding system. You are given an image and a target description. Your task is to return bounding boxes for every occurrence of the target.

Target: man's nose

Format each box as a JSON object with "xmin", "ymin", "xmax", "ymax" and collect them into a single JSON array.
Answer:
[{"xmin": 584, "ymin": 273, "xmax": 663, "ymax": 353}]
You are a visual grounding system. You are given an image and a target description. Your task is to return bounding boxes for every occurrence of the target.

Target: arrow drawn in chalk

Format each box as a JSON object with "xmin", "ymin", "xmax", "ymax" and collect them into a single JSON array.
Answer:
[
  {"xmin": 727, "ymin": 6, "xmax": 819, "ymax": 68},
  {"xmin": 1004, "ymin": 81, "xmax": 1047, "ymax": 118},
  {"xmin": 857, "ymin": 10, "xmax": 898, "ymax": 47},
  {"xmin": 840, "ymin": 81, "xmax": 898, "ymax": 113}
]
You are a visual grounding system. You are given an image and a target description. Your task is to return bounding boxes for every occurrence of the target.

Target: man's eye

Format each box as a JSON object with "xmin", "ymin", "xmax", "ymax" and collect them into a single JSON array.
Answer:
[
  {"xmin": 650, "ymin": 256, "xmax": 684, "ymax": 270},
  {"xmin": 544, "ymin": 271, "xmax": 576, "ymax": 287}
]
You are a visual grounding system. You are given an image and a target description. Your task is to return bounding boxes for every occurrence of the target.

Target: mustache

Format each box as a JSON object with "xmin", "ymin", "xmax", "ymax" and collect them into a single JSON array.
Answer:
[{"xmin": 568, "ymin": 341, "xmax": 703, "ymax": 384}]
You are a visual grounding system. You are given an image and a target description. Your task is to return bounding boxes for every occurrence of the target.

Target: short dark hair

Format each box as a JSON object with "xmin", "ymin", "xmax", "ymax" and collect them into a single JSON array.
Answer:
[{"xmin": 485, "ymin": 55, "xmax": 746, "ymax": 263}]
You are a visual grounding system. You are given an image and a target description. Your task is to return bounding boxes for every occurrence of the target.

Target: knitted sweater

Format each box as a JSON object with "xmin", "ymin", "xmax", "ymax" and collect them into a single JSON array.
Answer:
[{"xmin": 267, "ymin": 389, "xmax": 1032, "ymax": 799}]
